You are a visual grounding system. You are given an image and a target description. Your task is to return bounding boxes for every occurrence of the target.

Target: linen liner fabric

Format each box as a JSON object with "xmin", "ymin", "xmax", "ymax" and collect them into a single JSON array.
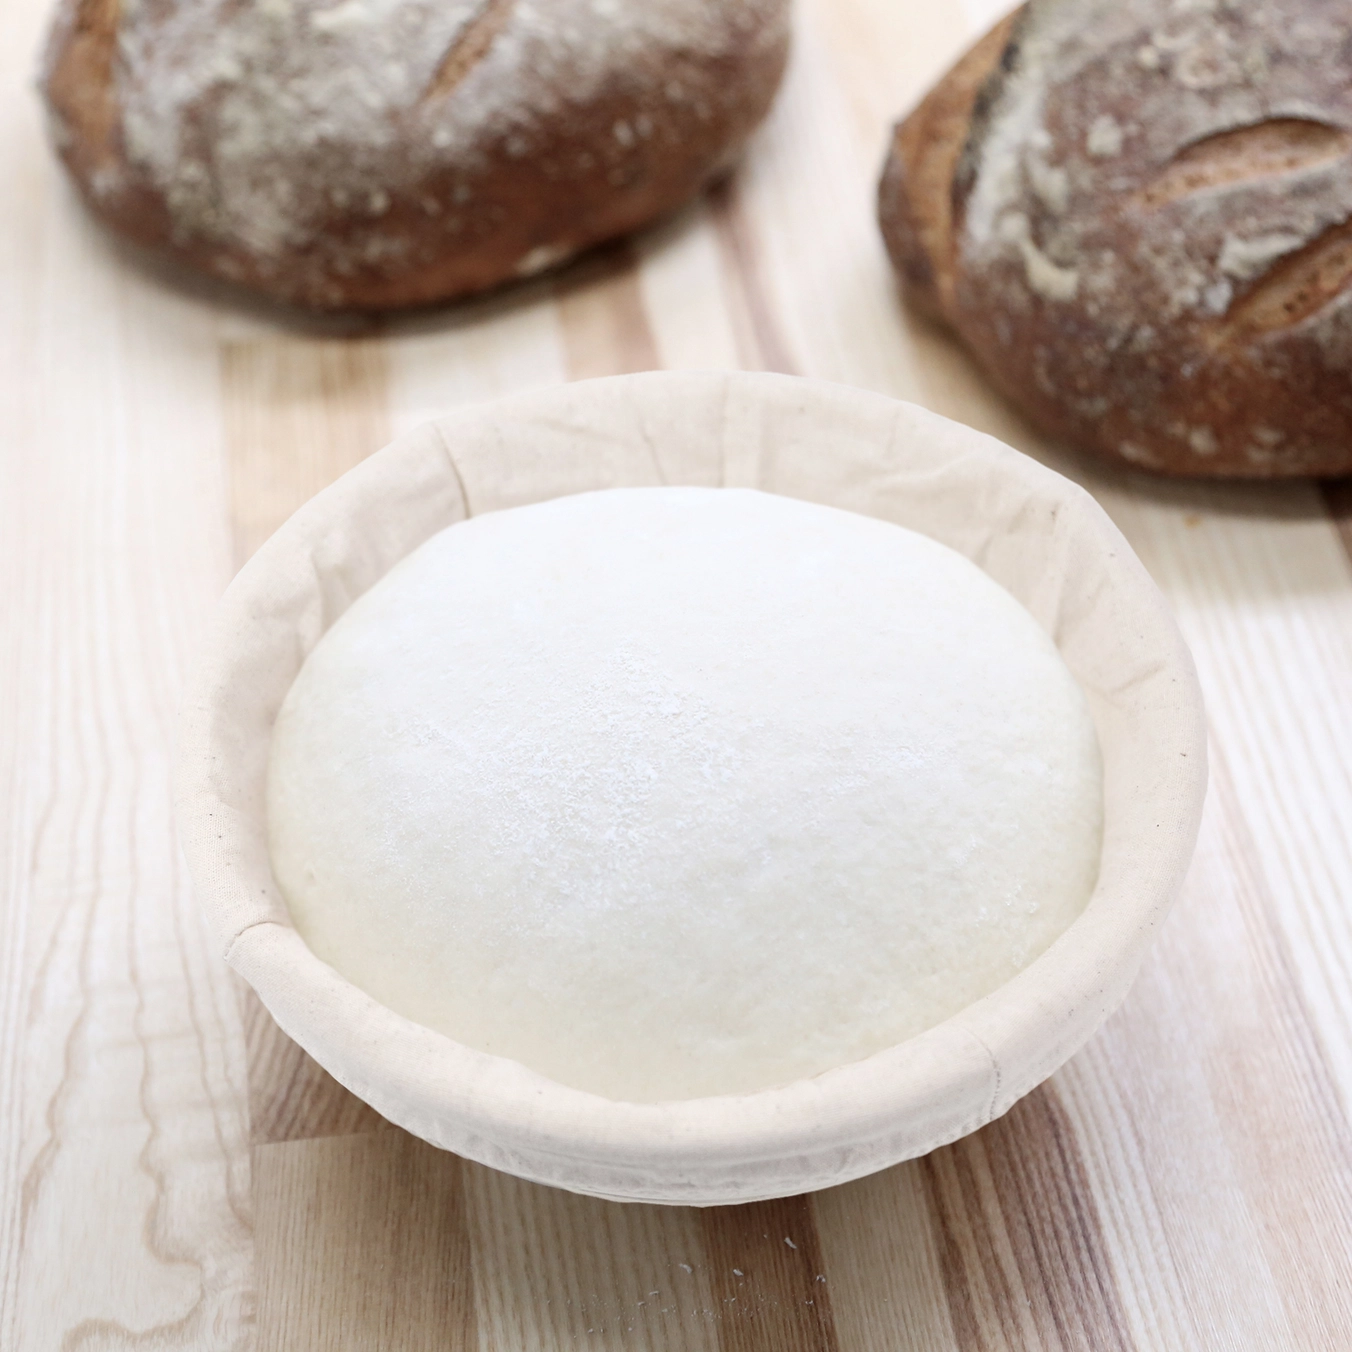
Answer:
[{"xmin": 176, "ymin": 370, "xmax": 1208, "ymax": 1205}]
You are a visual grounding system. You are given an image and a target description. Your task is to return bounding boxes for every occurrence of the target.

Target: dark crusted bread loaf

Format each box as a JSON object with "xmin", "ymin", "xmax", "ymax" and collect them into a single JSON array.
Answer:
[
  {"xmin": 41, "ymin": 0, "xmax": 789, "ymax": 310},
  {"xmin": 879, "ymin": 0, "xmax": 1352, "ymax": 478}
]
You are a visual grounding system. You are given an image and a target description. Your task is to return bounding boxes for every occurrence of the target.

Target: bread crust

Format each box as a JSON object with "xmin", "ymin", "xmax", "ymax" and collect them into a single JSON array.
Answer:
[
  {"xmin": 880, "ymin": 0, "xmax": 1352, "ymax": 478},
  {"xmin": 41, "ymin": 0, "xmax": 790, "ymax": 310}
]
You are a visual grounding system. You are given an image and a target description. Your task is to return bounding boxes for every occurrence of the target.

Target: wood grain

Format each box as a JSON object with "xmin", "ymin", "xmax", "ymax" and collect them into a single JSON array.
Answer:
[
  {"xmin": 813, "ymin": 1164, "xmax": 956, "ymax": 1352},
  {"xmin": 463, "ymin": 1165, "xmax": 719, "ymax": 1350},
  {"xmin": 0, "ymin": 133, "xmax": 252, "ymax": 1352},
  {"xmin": 921, "ymin": 1086, "xmax": 1134, "ymax": 1352},
  {"xmin": 222, "ymin": 336, "xmax": 391, "ymax": 562},
  {"xmin": 6, "ymin": 0, "xmax": 1352, "ymax": 1347},
  {"xmin": 554, "ymin": 241, "xmax": 662, "ymax": 381},
  {"xmin": 253, "ymin": 1131, "xmax": 474, "ymax": 1351},
  {"xmin": 707, "ymin": 178, "xmax": 801, "ymax": 376},
  {"xmin": 699, "ymin": 1197, "xmax": 838, "ymax": 1352}
]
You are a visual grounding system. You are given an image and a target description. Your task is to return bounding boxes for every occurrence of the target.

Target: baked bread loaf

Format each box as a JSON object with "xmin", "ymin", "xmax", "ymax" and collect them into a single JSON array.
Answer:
[
  {"xmin": 879, "ymin": 0, "xmax": 1352, "ymax": 478},
  {"xmin": 40, "ymin": 0, "xmax": 789, "ymax": 310}
]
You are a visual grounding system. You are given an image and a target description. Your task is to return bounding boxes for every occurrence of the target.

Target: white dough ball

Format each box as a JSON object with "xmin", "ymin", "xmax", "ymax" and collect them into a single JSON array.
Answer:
[{"xmin": 267, "ymin": 487, "xmax": 1103, "ymax": 1102}]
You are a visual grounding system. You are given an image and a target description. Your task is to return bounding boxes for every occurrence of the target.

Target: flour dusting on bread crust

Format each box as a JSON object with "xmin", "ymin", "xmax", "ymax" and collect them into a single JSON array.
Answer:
[
  {"xmin": 42, "ymin": 0, "xmax": 789, "ymax": 308},
  {"xmin": 881, "ymin": 0, "xmax": 1352, "ymax": 477}
]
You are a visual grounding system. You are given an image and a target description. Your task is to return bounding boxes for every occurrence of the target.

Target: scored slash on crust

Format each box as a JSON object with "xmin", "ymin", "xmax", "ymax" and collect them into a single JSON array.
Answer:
[
  {"xmin": 1217, "ymin": 216, "xmax": 1352, "ymax": 340},
  {"xmin": 422, "ymin": 0, "xmax": 518, "ymax": 104},
  {"xmin": 1133, "ymin": 118, "xmax": 1352, "ymax": 211},
  {"xmin": 1132, "ymin": 118, "xmax": 1352, "ymax": 340}
]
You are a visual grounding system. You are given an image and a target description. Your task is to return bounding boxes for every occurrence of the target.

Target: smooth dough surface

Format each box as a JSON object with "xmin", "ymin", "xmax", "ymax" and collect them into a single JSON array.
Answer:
[{"xmin": 267, "ymin": 487, "xmax": 1103, "ymax": 1102}]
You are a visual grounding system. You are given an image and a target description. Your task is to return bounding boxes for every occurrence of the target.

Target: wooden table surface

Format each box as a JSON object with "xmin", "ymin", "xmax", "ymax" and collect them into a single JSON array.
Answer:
[{"xmin": 5, "ymin": 0, "xmax": 1352, "ymax": 1347}]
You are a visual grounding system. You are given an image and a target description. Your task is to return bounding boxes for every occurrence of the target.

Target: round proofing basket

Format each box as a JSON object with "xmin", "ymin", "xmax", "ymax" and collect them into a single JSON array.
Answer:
[{"xmin": 177, "ymin": 370, "xmax": 1207, "ymax": 1205}]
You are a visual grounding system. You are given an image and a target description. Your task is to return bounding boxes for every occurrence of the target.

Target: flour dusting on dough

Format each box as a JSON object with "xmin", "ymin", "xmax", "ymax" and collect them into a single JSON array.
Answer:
[{"xmin": 267, "ymin": 488, "xmax": 1104, "ymax": 1101}]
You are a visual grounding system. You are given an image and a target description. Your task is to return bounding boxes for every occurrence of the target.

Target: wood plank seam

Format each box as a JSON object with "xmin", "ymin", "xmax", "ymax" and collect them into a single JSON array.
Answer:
[{"xmin": 707, "ymin": 177, "xmax": 802, "ymax": 377}]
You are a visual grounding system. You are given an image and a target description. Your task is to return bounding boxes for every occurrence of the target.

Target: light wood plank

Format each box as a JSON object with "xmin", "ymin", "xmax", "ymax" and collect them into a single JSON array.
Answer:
[
  {"xmin": 918, "ymin": 1085, "xmax": 1135, "ymax": 1352},
  {"xmin": 254, "ymin": 1131, "xmax": 474, "ymax": 1351},
  {"xmin": 814, "ymin": 1166, "xmax": 956, "ymax": 1352},
  {"xmin": 463, "ymin": 1166, "xmax": 720, "ymax": 1352},
  {"xmin": 715, "ymin": 2, "xmax": 942, "ymax": 397},
  {"xmin": 223, "ymin": 336, "xmax": 391, "ymax": 563},
  {"xmin": 1052, "ymin": 750, "xmax": 1352, "ymax": 1351},
  {"xmin": 706, "ymin": 178, "xmax": 802, "ymax": 376},
  {"xmin": 0, "ymin": 34, "xmax": 252, "ymax": 1347},
  {"xmin": 634, "ymin": 202, "xmax": 744, "ymax": 374},
  {"xmin": 698, "ymin": 1197, "xmax": 838, "ymax": 1352},
  {"xmin": 384, "ymin": 276, "xmax": 568, "ymax": 437},
  {"xmin": 554, "ymin": 242, "xmax": 662, "ymax": 381},
  {"xmin": 1098, "ymin": 478, "xmax": 1352, "ymax": 1112}
]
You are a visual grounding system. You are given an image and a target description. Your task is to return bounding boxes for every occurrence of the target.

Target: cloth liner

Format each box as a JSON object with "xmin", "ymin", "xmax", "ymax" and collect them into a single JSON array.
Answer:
[{"xmin": 176, "ymin": 370, "xmax": 1208, "ymax": 1204}]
